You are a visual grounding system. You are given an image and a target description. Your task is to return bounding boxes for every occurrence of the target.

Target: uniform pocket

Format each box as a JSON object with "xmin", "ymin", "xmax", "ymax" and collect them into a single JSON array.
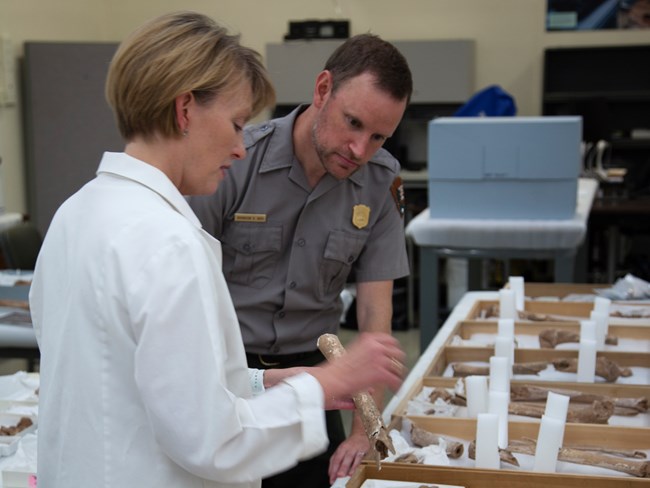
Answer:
[
  {"xmin": 222, "ymin": 224, "xmax": 282, "ymax": 288},
  {"xmin": 319, "ymin": 230, "xmax": 366, "ymax": 299}
]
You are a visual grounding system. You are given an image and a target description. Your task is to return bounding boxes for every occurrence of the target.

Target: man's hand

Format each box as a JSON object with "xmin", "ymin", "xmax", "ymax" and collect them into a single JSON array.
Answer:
[{"xmin": 328, "ymin": 431, "xmax": 370, "ymax": 484}]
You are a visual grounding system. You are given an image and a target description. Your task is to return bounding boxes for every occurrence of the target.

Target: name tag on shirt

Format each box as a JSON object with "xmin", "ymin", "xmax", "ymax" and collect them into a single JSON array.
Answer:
[{"xmin": 234, "ymin": 213, "xmax": 267, "ymax": 223}]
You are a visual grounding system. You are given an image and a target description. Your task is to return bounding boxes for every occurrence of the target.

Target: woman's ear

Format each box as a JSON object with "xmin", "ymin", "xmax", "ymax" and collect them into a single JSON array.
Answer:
[
  {"xmin": 174, "ymin": 92, "xmax": 193, "ymax": 134},
  {"xmin": 312, "ymin": 70, "xmax": 333, "ymax": 109}
]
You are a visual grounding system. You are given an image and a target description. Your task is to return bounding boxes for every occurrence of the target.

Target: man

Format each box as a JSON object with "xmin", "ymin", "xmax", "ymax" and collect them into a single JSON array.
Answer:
[{"xmin": 189, "ymin": 33, "xmax": 412, "ymax": 487}]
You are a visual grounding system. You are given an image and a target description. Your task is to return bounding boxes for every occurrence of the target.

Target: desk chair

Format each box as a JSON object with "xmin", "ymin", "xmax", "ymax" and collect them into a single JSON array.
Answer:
[{"xmin": 0, "ymin": 221, "xmax": 42, "ymax": 270}]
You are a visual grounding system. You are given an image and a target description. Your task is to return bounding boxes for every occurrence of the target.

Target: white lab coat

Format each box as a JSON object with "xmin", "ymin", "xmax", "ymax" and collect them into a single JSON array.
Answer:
[{"xmin": 30, "ymin": 152, "xmax": 328, "ymax": 488}]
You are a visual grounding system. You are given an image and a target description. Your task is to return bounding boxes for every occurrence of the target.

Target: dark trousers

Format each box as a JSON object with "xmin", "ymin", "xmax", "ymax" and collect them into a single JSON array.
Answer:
[{"xmin": 246, "ymin": 351, "xmax": 346, "ymax": 488}]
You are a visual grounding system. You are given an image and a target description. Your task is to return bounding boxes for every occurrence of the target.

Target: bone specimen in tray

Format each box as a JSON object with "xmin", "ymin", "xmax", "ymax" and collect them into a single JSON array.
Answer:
[
  {"xmin": 452, "ymin": 361, "xmax": 547, "ymax": 377},
  {"xmin": 539, "ymin": 328, "xmax": 618, "ymax": 348},
  {"xmin": 552, "ymin": 356, "xmax": 632, "ymax": 382},
  {"xmin": 0, "ymin": 417, "xmax": 33, "ymax": 436},
  {"xmin": 411, "ymin": 383, "xmax": 647, "ymax": 424},
  {"xmin": 409, "ymin": 424, "xmax": 464, "ymax": 459}
]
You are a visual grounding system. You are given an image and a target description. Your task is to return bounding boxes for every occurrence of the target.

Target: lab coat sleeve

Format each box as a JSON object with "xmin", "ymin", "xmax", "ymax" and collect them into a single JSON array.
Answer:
[{"xmin": 124, "ymin": 232, "xmax": 328, "ymax": 482}]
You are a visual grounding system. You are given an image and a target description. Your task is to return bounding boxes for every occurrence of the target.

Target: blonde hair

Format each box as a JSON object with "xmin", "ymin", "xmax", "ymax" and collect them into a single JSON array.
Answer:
[{"xmin": 106, "ymin": 11, "xmax": 275, "ymax": 140}]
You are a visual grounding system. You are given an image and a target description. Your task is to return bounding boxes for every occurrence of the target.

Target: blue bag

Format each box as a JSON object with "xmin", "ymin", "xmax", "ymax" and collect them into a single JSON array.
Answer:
[{"xmin": 454, "ymin": 84, "xmax": 517, "ymax": 117}]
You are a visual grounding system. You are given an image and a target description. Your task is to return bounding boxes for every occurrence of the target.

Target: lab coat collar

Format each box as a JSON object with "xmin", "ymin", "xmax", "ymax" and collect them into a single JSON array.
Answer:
[{"xmin": 97, "ymin": 152, "xmax": 202, "ymax": 228}]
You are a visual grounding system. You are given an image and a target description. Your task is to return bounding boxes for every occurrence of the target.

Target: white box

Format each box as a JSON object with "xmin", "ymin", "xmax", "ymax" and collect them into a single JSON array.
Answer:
[
  {"xmin": 427, "ymin": 116, "xmax": 582, "ymax": 220},
  {"xmin": 2, "ymin": 467, "xmax": 36, "ymax": 488}
]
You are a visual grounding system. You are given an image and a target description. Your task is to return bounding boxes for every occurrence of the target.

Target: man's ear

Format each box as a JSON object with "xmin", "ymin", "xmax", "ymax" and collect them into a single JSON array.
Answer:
[
  {"xmin": 312, "ymin": 70, "xmax": 333, "ymax": 109},
  {"xmin": 174, "ymin": 92, "xmax": 193, "ymax": 134}
]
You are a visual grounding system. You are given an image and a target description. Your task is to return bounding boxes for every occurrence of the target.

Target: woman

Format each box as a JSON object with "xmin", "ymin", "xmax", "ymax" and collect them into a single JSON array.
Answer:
[{"xmin": 29, "ymin": 11, "xmax": 405, "ymax": 488}]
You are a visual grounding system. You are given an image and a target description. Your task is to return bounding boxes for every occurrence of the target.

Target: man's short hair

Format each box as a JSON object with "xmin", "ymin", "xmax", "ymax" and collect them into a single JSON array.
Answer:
[{"xmin": 324, "ymin": 34, "xmax": 413, "ymax": 104}]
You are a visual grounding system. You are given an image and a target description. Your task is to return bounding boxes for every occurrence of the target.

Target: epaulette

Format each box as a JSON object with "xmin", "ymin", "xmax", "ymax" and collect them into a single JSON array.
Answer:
[
  {"xmin": 243, "ymin": 122, "xmax": 276, "ymax": 149},
  {"xmin": 390, "ymin": 176, "xmax": 406, "ymax": 218}
]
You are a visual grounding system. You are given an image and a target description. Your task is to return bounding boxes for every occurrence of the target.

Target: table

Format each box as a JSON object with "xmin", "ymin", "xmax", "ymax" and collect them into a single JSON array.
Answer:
[
  {"xmin": 406, "ymin": 178, "xmax": 599, "ymax": 351},
  {"xmin": 383, "ymin": 290, "xmax": 496, "ymax": 423},
  {"xmin": 588, "ymin": 195, "xmax": 650, "ymax": 283},
  {"xmin": 0, "ymin": 280, "xmax": 38, "ymax": 371}
]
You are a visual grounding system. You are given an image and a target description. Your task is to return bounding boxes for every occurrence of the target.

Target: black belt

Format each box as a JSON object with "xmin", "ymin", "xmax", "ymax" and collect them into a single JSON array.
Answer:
[{"xmin": 246, "ymin": 350, "xmax": 324, "ymax": 368}]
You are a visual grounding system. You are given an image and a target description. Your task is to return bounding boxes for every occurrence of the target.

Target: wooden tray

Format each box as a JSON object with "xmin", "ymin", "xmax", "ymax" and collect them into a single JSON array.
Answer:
[
  {"xmin": 347, "ymin": 462, "xmax": 648, "ymax": 487},
  {"xmin": 391, "ymin": 375, "xmax": 650, "ymax": 427},
  {"xmin": 466, "ymin": 300, "xmax": 650, "ymax": 326},
  {"xmin": 422, "ymin": 346, "xmax": 650, "ymax": 385},
  {"xmin": 446, "ymin": 320, "xmax": 650, "ymax": 351},
  {"xmin": 346, "ymin": 418, "xmax": 650, "ymax": 487},
  {"xmin": 521, "ymin": 282, "xmax": 608, "ymax": 299}
]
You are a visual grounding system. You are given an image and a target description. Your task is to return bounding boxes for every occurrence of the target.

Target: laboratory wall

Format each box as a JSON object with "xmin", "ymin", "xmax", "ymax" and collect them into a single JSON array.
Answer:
[{"xmin": 0, "ymin": 0, "xmax": 647, "ymax": 216}]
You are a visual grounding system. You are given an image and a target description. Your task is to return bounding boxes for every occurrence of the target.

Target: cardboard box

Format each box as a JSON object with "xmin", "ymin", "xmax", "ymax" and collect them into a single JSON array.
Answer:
[{"xmin": 427, "ymin": 116, "xmax": 581, "ymax": 220}]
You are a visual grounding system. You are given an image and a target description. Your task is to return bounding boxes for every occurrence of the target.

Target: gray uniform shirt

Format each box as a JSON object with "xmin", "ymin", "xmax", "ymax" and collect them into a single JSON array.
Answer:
[{"xmin": 189, "ymin": 106, "xmax": 409, "ymax": 355}]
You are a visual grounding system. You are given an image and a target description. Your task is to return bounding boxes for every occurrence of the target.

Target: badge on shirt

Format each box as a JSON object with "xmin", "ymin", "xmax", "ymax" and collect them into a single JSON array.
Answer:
[
  {"xmin": 352, "ymin": 204, "xmax": 370, "ymax": 229},
  {"xmin": 234, "ymin": 213, "xmax": 267, "ymax": 223},
  {"xmin": 390, "ymin": 177, "xmax": 406, "ymax": 218}
]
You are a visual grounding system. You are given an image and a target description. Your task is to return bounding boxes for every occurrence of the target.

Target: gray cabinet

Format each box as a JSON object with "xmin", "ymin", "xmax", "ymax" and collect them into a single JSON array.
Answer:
[
  {"xmin": 22, "ymin": 42, "xmax": 123, "ymax": 236},
  {"xmin": 266, "ymin": 39, "xmax": 475, "ymax": 105}
]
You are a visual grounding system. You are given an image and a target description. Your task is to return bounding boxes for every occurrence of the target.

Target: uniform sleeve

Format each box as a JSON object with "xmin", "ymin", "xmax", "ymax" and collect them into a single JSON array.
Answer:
[
  {"xmin": 187, "ymin": 174, "xmax": 236, "ymax": 237},
  {"xmin": 353, "ymin": 179, "xmax": 410, "ymax": 283},
  {"xmin": 125, "ymin": 232, "xmax": 328, "ymax": 482}
]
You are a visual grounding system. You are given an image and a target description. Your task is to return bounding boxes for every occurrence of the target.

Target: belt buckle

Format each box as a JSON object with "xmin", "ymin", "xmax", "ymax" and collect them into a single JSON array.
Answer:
[{"xmin": 258, "ymin": 354, "xmax": 281, "ymax": 367}]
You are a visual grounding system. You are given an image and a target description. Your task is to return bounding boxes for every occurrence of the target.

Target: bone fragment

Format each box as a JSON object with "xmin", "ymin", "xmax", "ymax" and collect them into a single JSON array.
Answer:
[
  {"xmin": 552, "ymin": 357, "xmax": 633, "ymax": 382},
  {"xmin": 508, "ymin": 400, "xmax": 613, "ymax": 424},
  {"xmin": 539, "ymin": 328, "xmax": 618, "ymax": 348},
  {"xmin": 452, "ymin": 361, "xmax": 547, "ymax": 377},
  {"xmin": 409, "ymin": 425, "xmax": 464, "ymax": 459},
  {"xmin": 468, "ymin": 440, "xmax": 520, "ymax": 466},
  {"xmin": 428, "ymin": 388, "xmax": 453, "ymax": 404},
  {"xmin": 564, "ymin": 444, "xmax": 647, "ymax": 459},
  {"xmin": 510, "ymin": 384, "xmax": 647, "ymax": 413},
  {"xmin": 394, "ymin": 452, "xmax": 419, "ymax": 464},
  {"xmin": 507, "ymin": 438, "xmax": 649, "ymax": 478},
  {"xmin": 316, "ymin": 333, "xmax": 395, "ymax": 466}
]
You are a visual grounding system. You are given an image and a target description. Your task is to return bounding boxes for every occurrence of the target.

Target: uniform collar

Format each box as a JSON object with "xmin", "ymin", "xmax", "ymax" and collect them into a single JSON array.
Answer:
[
  {"xmin": 97, "ymin": 152, "xmax": 202, "ymax": 228},
  {"xmin": 258, "ymin": 105, "xmax": 306, "ymax": 173},
  {"xmin": 258, "ymin": 105, "xmax": 366, "ymax": 187}
]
